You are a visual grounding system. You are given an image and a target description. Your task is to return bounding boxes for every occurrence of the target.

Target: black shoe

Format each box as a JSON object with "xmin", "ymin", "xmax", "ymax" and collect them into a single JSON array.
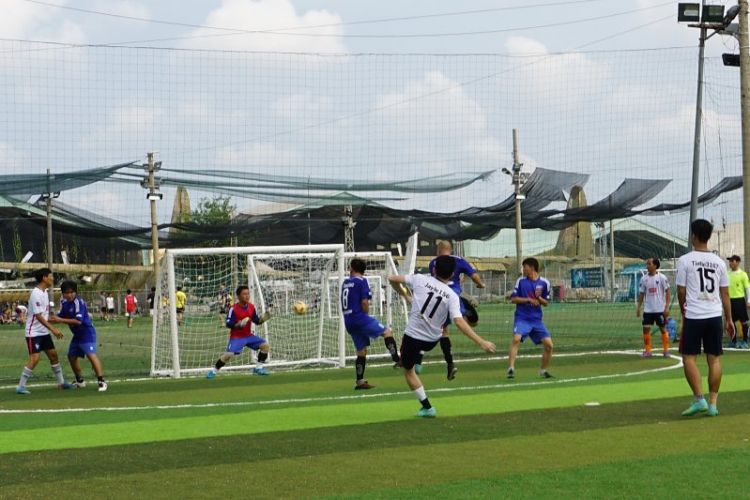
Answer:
[
  {"xmin": 540, "ymin": 370, "xmax": 554, "ymax": 379},
  {"xmin": 507, "ymin": 367, "xmax": 515, "ymax": 379},
  {"xmin": 447, "ymin": 364, "xmax": 458, "ymax": 381},
  {"xmin": 355, "ymin": 381, "xmax": 375, "ymax": 390}
]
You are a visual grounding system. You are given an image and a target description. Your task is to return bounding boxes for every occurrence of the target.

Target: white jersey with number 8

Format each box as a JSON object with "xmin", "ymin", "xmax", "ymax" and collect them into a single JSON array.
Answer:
[
  {"xmin": 676, "ymin": 250, "xmax": 729, "ymax": 319},
  {"xmin": 404, "ymin": 274, "xmax": 462, "ymax": 342}
]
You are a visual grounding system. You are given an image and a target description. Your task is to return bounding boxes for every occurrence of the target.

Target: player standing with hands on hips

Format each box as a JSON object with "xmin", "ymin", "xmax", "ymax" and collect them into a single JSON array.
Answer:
[
  {"xmin": 677, "ymin": 219, "xmax": 733, "ymax": 417},
  {"xmin": 389, "ymin": 256, "xmax": 495, "ymax": 418}
]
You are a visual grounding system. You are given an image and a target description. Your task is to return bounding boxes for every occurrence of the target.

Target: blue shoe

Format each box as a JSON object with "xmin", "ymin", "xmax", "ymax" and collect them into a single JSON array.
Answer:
[
  {"xmin": 706, "ymin": 405, "xmax": 719, "ymax": 417},
  {"xmin": 16, "ymin": 387, "xmax": 30, "ymax": 395},
  {"xmin": 58, "ymin": 382, "xmax": 74, "ymax": 390},
  {"xmin": 740, "ymin": 342, "xmax": 749, "ymax": 349},
  {"xmin": 414, "ymin": 364, "xmax": 422, "ymax": 375},
  {"xmin": 725, "ymin": 341, "xmax": 738, "ymax": 349},
  {"xmin": 206, "ymin": 370, "xmax": 216, "ymax": 380},
  {"xmin": 682, "ymin": 399, "xmax": 709, "ymax": 416},
  {"xmin": 414, "ymin": 407, "xmax": 436, "ymax": 418},
  {"xmin": 253, "ymin": 366, "xmax": 269, "ymax": 376}
]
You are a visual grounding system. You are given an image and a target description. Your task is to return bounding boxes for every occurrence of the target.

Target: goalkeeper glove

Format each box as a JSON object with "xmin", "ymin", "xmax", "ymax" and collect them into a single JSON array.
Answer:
[
  {"xmin": 237, "ymin": 317, "xmax": 250, "ymax": 328},
  {"xmin": 260, "ymin": 311, "xmax": 271, "ymax": 323}
]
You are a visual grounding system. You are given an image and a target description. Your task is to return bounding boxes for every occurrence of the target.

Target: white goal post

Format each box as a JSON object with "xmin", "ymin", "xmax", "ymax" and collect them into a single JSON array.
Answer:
[
  {"xmin": 151, "ymin": 244, "xmax": 346, "ymax": 378},
  {"xmin": 151, "ymin": 245, "xmax": 408, "ymax": 378}
]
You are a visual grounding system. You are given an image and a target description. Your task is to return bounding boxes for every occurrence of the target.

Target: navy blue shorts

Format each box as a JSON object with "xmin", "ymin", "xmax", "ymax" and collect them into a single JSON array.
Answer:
[{"xmin": 346, "ymin": 316, "xmax": 388, "ymax": 351}]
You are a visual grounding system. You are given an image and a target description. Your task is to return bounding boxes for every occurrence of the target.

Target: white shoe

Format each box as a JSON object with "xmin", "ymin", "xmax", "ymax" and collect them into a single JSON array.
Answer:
[
  {"xmin": 72, "ymin": 380, "xmax": 86, "ymax": 388},
  {"xmin": 98, "ymin": 381, "xmax": 108, "ymax": 392}
]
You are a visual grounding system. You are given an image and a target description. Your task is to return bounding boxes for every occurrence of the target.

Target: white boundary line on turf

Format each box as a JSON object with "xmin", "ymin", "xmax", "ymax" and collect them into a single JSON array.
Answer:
[{"xmin": 0, "ymin": 350, "xmax": 683, "ymax": 414}]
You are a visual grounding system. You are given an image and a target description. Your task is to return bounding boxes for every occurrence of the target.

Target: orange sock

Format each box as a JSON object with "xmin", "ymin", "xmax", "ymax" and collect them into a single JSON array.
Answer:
[
  {"xmin": 643, "ymin": 332, "xmax": 652, "ymax": 352},
  {"xmin": 661, "ymin": 332, "xmax": 669, "ymax": 351}
]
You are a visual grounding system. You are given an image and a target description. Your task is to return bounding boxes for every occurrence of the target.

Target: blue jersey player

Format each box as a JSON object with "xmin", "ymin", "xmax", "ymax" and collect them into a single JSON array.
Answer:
[
  {"xmin": 51, "ymin": 281, "xmax": 108, "ymax": 391},
  {"xmin": 422, "ymin": 240, "xmax": 485, "ymax": 380},
  {"xmin": 507, "ymin": 257, "xmax": 554, "ymax": 380},
  {"xmin": 342, "ymin": 258, "xmax": 400, "ymax": 390}
]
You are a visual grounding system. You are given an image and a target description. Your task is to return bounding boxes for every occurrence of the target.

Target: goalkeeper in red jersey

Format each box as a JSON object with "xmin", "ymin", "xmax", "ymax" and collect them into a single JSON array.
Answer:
[{"xmin": 206, "ymin": 285, "xmax": 272, "ymax": 378}]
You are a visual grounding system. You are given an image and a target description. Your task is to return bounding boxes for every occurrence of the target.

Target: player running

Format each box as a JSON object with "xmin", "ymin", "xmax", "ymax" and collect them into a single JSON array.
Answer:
[
  {"xmin": 51, "ymin": 281, "xmax": 108, "ymax": 391},
  {"xmin": 416, "ymin": 240, "xmax": 485, "ymax": 380},
  {"xmin": 206, "ymin": 285, "xmax": 272, "ymax": 379},
  {"xmin": 389, "ymin": 255, "xmax": 495, "ymax": 418},
  {"xmin": 341, "ymin": 258, "xmax": 400, "ymax": 390},
  {"xmin": 506, "ymin": 257, "xmax": 554, "ymax": 379},
  {"xmin": 635, "ymin": 257, "xmax": 672, "ymax": 357}
]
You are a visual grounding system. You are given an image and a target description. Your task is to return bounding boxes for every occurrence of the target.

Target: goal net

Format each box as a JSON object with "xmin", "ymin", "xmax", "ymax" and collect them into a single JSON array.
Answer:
[{"xmin": 152, "ymin": 244, "xmax": 346, "ymax": 378}]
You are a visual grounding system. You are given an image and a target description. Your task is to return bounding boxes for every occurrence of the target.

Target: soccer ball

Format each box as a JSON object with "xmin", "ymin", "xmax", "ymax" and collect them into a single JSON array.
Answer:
[{"xmin": 293, "ymin": 301, "xmax": 307, "ymax": 315}]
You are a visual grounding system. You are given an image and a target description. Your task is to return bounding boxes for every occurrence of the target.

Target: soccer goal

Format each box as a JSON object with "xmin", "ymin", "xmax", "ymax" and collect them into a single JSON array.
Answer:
[{"xmin": 151, "ymin": 244, "xmax": 347, "ymax": 378}]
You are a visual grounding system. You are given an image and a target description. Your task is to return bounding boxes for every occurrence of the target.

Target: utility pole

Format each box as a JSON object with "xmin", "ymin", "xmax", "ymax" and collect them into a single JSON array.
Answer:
[
  {"xmin": 739, "ymin": 0, "xmax": 750, "ymax": 265},
  {"xmin": 343, "ymin": 205, "xmax": 355, "ymax": 252},
  {"xmin": 689, "ymin": 3, "xmax": 708, "ymax": 238},
  {"xmin": 141, "ymin": 152, "xmax": 163, "ymax": 284},
  {"xmin": 42, "ymin": 168, "xmax": 59, "ymax": 302}
]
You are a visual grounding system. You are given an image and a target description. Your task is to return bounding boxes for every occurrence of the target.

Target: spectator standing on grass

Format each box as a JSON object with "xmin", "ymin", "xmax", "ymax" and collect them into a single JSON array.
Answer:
[
  {"xmin": 16, "ymin": 268, "xmax": 74, "ymax": 394},
  {"xmin": 124, "ymin": 289, "xmax": 138, "ymax": 328},
  {"xmin": 676, "ymin": 219, "xmax": 733, "ymax": 417},
  {"xmin": 99, "ymin": 291, "xmax": 107, "ymax": 321},
  {"xmin": 106, "ymin": 293, "xmax": 115, "ymax": 321},
  {"xmin": 147, "ymin": 287, "xmax": 156, "ymax": 317},
  {"xmin": 636, "ymin": 257, "xmax": 672, "ymax": 358}
]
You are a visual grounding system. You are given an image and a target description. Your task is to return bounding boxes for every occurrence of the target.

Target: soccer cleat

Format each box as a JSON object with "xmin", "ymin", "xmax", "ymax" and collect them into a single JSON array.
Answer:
[
  {"xmin": 740, "ymin": 342, "xmax": 749, "ymax": 349},
  {"xmin": 58, "ymin": 382, "xmax": 75, "ymax": 390},
  {"xmin": 682, "ymin": 399, "xmax": 709, "ymax": 416},
  {"xmin": 72, "ymin": 381, "xmax": 86, "ymax": 388},
  {"xmin": 414, "ymin": 407, "xmax": 436, "ymax": 418},
  {"xmin": 447, "ymin": 364, "xmax": 458, "ymax": 381},
  {"xmin": 252, "ymin": 366, "xmax": 269, "ymax": 376},
  {"xmin": 706, "ymin": 405, "xmax": 719, "ymax": 417},
  {"xmin": 639, "ymin": 351, "xmax": 653, "ymax": 358},
  {"xmin": 414, "ymin": 364, "xmax": 422, "ymax": 375},
  {"xmin": 662, "ymin": 351, "xmax": 671, "ymax": 358},
  {"xmin": 98, "ymin": 381, "xmax": 108, "ymax": 392},
  {"xmin": 354, "ymin": 381, "xmax": 375, "ymax": 390},
  {"xmin": 725, "ymin": 341, "xmax": 738, "ymax": 349},
  {"xmin": 539, "ymin": 370, "xmax": 554, "ymax": 379},
  {"xmin": 507, "ymin": 367, "xmax": 515, "ymax": 379},
  {"xmin": 206, "ymin": 369, "xmax": 216, "ymax": 380},
  {"xmin": 16, "ymin": 387, "xmax": 30, "ymax": 395}
]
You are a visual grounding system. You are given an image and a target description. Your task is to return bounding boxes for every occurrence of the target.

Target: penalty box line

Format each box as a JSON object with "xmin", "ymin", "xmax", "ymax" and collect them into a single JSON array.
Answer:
[{"xmin": 0, "ymin": 350, "xmax": 682, "ymax": 414}]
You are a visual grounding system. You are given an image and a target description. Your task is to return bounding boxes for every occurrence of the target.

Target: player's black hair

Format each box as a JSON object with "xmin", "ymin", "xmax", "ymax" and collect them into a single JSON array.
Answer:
[
  {"xmin": 434, "ymin": 255, "xmax": 456, "ymax": 280},
  {"xmin": 126, "ymin": 289, "xmax": 132, "ymax": 294},
  {"xmin": 648, "ymin": 257, "xmax": 661, "ymax": 269},
  {"xmin": 33, "ymin": 268, "xmax": 52, "ymax": 283},
  {"xmin": 690, "ymin": 219, "xmax": 713, "ymax": 243},
  {"xmin": 176, "ymin": 286, "xmax": 182, "ymax": 291},
  {"xmin": 60, "ymin": 281, "xmax": 77, "ymax": 293},
  {"xmin": 522, "ymin": 257, "xmax": 539, "ymax": 272},
  {"xmin": 236, "ymin": 285, "xmax": 249, "ymax": 296},
  {"xmin": 350, "ymin": 258, "xmax": 366, "ymax": 274},
  {"xmin": 151, "ymin": 287, "xmax": 156, "ymax": 292}
]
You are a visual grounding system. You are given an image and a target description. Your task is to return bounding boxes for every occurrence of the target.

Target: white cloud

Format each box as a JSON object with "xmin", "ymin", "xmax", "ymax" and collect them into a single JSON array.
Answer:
[
  {"xmin": 272, "ymin": 93, "xmax": 330, "ymax": 119},
  {"xmin": 182, "ymin": 0, "xmax": 346, "ymax": 53},
  {"xmin": 1, "ymin": 0, "xmax": 85, "ymax": 43},
  {"xmin": 90, "ymin": 0, "xmax": 151, "ymax": 21}
]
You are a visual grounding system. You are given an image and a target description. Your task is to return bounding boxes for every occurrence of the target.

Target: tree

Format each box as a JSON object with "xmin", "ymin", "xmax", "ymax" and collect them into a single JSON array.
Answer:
[{"xmin": 187, "ymin": 195, "xmax": 254, "ymax": 248}]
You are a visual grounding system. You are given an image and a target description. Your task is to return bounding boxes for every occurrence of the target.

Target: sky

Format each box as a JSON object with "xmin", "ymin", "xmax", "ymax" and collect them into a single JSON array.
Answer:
[{"xmin": 0, "ymin": 0, "xmax": 745, "ymax": 244}]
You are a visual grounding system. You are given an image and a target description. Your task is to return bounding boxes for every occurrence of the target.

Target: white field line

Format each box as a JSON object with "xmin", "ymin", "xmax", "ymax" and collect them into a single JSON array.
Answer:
[{"xmin": 0, "ymin": 350, "xmax": 683, "ymax": 415}]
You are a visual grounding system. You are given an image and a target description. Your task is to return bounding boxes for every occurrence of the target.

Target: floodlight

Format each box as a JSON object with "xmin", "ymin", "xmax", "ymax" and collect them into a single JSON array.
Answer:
[
  {"xmin": 515, "ymin": 194, "xmax": 526, "ymax": 201},
  {"xmin": 701, "ymin": 4, "xmax": 724, "ymax": 23},
  {"xmin": 678, "ymin": 3, "xmax": 700, "ymax": 23},
  {"xmin": 724, "ymin": 5, "xmax": 740, "ymax": 26},
  {"xmin": 722, "ymin": 53, "xmax": 740, "ymax": 67},
  {"xmin": 146, "ymin": 193, "xmax": 163, "ymax": 201}
]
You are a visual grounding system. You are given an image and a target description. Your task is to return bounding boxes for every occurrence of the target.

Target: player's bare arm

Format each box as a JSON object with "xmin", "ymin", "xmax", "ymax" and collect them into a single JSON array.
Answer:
[
  {"xmin": 677, "ymin": 285, "xmax": 687, "ymax": 316},
  {"xmin": 636, "ymin": 292, "xmax": 644, "ymax": 317},
  {"xmin": 389, "ymin": 275, "xmax": 412, "ymax": 302},
  {"xmin": 36, "ymin": 313, "xmax": 63, "ymax": 339},
  {"xmin": 721, "ymin": 286, "xmax": 735, "ymax": 337},
  {"xmin": 50, "ymin": 315, "xmax": 82, "ymax": 326},
  {"xmin": 470, "ymin": 273, "xmax": 485, "ymax": 288},
  {"xmin": 664, "ymin": 288, "xmax": 671, "ymax": 317}
]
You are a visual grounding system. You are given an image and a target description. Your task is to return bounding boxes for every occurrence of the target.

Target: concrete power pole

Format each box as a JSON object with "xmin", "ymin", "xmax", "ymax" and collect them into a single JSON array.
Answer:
[{"xmin": 739, "ymin": 1, "xmax": 750, "ymax": 265}]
